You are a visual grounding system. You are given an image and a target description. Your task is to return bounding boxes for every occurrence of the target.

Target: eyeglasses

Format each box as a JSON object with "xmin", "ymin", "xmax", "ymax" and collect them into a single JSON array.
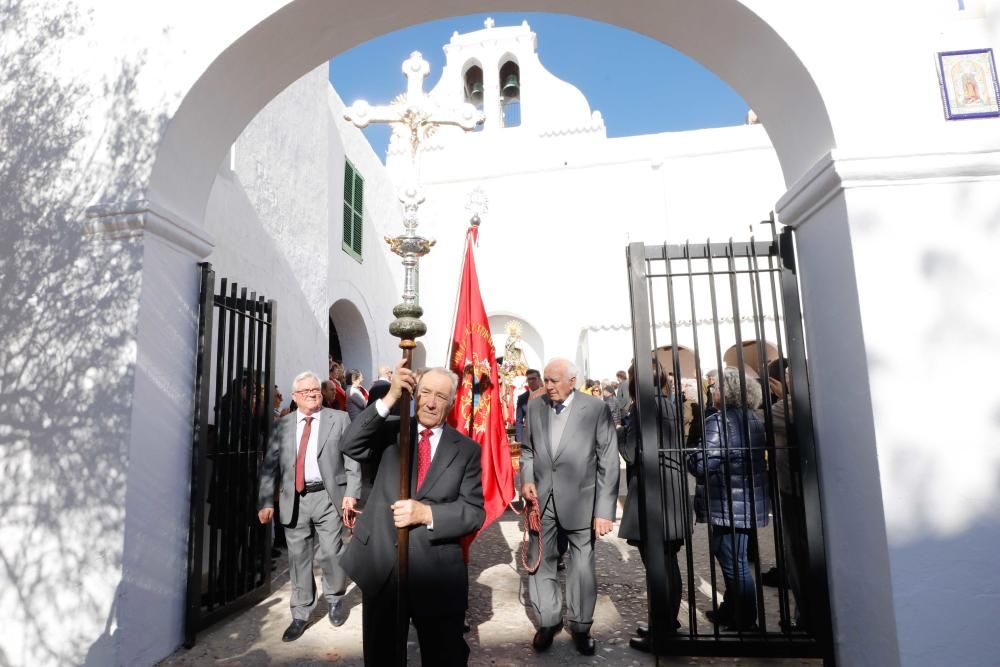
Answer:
[{"xmin": 294, "ymin": 388, "xmax": 322, "ymax": 396}]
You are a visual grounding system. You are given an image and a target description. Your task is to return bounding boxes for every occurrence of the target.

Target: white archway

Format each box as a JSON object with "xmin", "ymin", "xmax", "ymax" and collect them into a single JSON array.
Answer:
[
  {"xmin": 488, "ymin": 312, "xmax": 543, "ymax": 372},
  {"xmin": 329, "ymin": 298, "xmax": 373, "ymax": 378},
  {"xmin": 140, "ymin": 4, "xmax": 893, "ymax": 666},
  {"xmin": 147, "ymin": 0, "xmax": 833, "ymax": 230}
]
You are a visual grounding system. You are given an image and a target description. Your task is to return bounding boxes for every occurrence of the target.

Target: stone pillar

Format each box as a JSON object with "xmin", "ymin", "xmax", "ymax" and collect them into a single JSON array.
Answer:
[
  {"xmin": 75, "ymin": 201, "xmax": 212, "ymax": 666},
  {"xmin": 776, "ymin": 149, "xmax": 1000, "ymax": 667}
]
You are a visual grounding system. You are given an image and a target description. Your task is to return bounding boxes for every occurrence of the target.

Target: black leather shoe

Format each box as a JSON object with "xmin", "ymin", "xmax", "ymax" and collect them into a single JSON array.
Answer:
[
  {"xmin": 282, "ymin": 619, "xmax": 308, "ymax": 642},
  {"xmin": 572, "ymin": 631, "xmax": 596, "ymax": 656},
  {"xmin": 629, "ymin": 636, "xmax": 651, "ymax": 653},
  {"xmin": 708, "ymin": 609, "xmax": 756, "ymax": 631},
  {"xmin": 637, "ymin": 619, "xmax": 680, "ymax": 637},
  {"xmin": 723, "ymin": 622, "xmax": 758, "ymax": 632},
  {"xmin": 761, "ymin": 566, "xmax": 782, "ymax": 587},
  {"xmin": 328, "ymin": 601, "xmax": 349, "ymax": 627},
  {"xmin": 705, "ymin": 609, "xmax": 731, "ymax": 626},
  {"xmin": 532, "ymin": 623, "xmax": 561, "ymax": 652}
]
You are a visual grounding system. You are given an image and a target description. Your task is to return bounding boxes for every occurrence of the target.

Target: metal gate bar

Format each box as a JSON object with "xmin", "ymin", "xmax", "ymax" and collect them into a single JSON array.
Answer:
[
  {"xmin": 626, "ymin": 223, "xmax": 833, "ymax": 663},
  {"xmin": 185, "ymin": 263, "xmax": 277, "ymax": 647}
]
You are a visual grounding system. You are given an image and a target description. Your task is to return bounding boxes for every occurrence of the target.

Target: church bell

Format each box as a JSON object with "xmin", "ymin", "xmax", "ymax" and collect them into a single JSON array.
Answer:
[
  {"xmin": 467, "ymin": 81, "xmax": 484, "ymax": 105},
  {"xmin": 501, "ymin": 73, "xmax": 520, "ymax": 100}
]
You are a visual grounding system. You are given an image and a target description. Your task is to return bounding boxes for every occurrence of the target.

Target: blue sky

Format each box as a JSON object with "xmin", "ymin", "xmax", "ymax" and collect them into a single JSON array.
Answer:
[{"xmin": 328, "ymin": 13, "xmax": 748, "ymax": 161}]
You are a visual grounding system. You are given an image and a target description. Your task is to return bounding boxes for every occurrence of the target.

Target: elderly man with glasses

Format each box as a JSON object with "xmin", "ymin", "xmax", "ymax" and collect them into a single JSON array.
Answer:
[{"xmin": 257, "ymin": 371, "xmax": 362, "ymax": 642}]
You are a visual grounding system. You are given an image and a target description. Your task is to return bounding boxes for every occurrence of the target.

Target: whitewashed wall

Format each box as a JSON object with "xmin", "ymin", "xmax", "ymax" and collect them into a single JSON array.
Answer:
[
  {"xmin": 3, "ymin": 2, "xmax": 1000, "ymax": 666},
  {"xmin": 403, "ymin": 124, "xmax": 783, "ymax": 379},
  {"xmin": 328, "ymin": 85, "xmax": 405, "ymax": 376},
  {"xmin": 203, "ymin": 66, "xmax": 404, "ymax": 394}
]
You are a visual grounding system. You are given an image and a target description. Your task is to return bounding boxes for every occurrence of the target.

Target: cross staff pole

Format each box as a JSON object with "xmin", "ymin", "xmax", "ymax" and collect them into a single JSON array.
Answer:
[
  {"xmin": 388, "ymin": 303, "xmax": 424, "ymax": 666},
  {"xmin": 381, "ymin": 195, "xmax": 436, "ymax": 667},
  {"xmin": 344, "ymin": 50, "xmax": 484, "ymax": 666}
]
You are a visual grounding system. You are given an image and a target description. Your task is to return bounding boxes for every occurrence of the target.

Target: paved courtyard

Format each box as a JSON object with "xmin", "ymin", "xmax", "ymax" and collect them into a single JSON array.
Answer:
[{"xmin": 163, "ymin": 506, "xmax": 822, "ymax": 666}]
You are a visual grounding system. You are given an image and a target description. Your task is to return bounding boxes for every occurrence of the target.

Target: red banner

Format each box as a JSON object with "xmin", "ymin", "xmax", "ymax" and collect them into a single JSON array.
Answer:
[{"xmin": 448, "ymin": 225, "xmax": 515, "ymax": 541}]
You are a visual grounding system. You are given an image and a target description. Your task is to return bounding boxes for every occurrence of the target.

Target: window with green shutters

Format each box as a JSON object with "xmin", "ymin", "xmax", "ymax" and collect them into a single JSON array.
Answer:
[{"xmin": 343, "ymin": 160, "xmax": 364, "ymax": 261}]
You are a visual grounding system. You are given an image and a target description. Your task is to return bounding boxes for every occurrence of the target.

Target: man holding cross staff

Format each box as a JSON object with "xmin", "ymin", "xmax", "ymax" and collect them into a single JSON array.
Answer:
[
  {"xmin": 339, "ymin": 51, "xmax": 486, "ymax": 666},
  {"xmin": 340, "ymin": 360, "xmax": 484, "ymax": 666}
]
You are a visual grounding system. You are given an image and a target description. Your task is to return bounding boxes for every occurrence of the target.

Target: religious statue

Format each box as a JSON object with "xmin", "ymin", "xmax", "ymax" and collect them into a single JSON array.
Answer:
[{"xmin": 498, "ymin": 320, "xmax": 528, "ymax": 424}]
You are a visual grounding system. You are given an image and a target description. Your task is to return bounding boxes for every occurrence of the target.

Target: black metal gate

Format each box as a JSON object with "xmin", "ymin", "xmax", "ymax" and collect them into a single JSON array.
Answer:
[
  {"xmin": 626, "ymin": 221, "xmax": 833, "ymax": 663},
  {"xmin": 184, "ymin": 263, "xmax": 277, "ymax": 647}
]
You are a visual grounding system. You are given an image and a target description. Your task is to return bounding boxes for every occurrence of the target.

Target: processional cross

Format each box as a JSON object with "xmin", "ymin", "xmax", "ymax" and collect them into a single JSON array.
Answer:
[
  {"xmin": 345, "ymin": 51, "xmax": 484, "ymax": 310},
  {"xmin": 343, "ymin": 50, "xmax": 484, "ymax": 667}
]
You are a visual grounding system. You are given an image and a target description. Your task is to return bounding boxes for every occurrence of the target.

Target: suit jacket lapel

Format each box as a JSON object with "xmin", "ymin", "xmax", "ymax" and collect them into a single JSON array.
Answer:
[
  {"xmin": 416, "ymin": 426, "xmax": 462, "ymax": 498},
  {"xmin": 282, "ymin": 415, "xmax": 298, "ymax": 471},
  {"xmin": 316, "ymin": 408, "xmax": 335, "ymax": 457},
  {"xmin": 540, "ymin": 396, "xmax": 554, "ymax": 459}
]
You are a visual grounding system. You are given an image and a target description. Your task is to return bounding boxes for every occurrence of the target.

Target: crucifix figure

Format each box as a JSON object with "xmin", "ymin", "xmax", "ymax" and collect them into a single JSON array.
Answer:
[
  {"xmin": 346, "ymin": 51, "xmax": 483, "ymax": 165},
  {"xmin": 342, "ymin": 51, "xmax": 484, "ymax": 667}
]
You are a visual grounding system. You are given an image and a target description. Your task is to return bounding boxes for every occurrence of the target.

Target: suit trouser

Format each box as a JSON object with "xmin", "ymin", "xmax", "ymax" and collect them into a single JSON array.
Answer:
[
  {"xmin": 639, "ymin": 539, "xmax": 684, "ymax": 629},
  {"xmin": 779, "ymin": 492, "xmax": 810, "ymax": 627},
  {"xmin": 528, "ymin": 499, "xmax": 596, "ymax": 633},
  {"xmin": 284, "ymin": 489, "xmax": 347, "ymax": 620},
  {"xmin": 361, "ymin": 571, "xmax": 469, "ymax": 667}
]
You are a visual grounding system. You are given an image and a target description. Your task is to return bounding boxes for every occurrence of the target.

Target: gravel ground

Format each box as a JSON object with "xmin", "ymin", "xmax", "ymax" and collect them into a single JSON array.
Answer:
[{"xmin": 162, "ymin": 505, "xmax": 822, "ymax": 666}]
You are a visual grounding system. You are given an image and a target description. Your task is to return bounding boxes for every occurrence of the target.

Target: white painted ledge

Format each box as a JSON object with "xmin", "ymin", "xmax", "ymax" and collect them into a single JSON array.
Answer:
[
  {"xmin": 776, "ymin": 149, "xmax": 1000, "ymax": 228},
  {"xmin": 84, "ymin": 199, "xmax": 215, "ymax": 258}
]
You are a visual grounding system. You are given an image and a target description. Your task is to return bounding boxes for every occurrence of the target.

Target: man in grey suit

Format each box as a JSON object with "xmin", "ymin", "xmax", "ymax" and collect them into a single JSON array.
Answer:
[
  {"xmin": 520, "ymin": 357, "xmax": 619, "ymax": 656},
  {"xmin": 257, "ymin": 371, "xmax": 362, "ymax": 642}
]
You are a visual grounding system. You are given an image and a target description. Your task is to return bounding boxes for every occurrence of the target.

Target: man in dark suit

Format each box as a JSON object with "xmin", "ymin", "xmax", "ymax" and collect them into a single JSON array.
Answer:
[
  {"xmin": 340, "ymin": 360, "xmax": 485, "ymax": 667},
  {"xmin": 365, "ymin": 365, "xmax": 392, "ymax": 407},
  {"xmin": 514, "ymin": 368, "xmax": 542, "ymax": 443},
  {"xmin": 614, "ymin": 369, "xmax": 630, "ymax": 412},
  {"xmin": 520, "ymin": 358, "xmax": 619, "ymax": 656},
  {"xmin": 257, "ymin": 371, "xmax": 362, "ymax": 642},
  {"xmin": 618, "ymin": 359, "xmax": 692, "ymax": 652}
]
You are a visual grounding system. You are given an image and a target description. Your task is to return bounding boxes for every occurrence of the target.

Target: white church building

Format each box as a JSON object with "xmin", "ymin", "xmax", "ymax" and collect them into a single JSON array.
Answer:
[
  {"xmin": 378, "ymin": 20, "xmax": 786, "ymax": 380},
  {"xmin": 2, "ymin": 2, "xmax": 999, "ymax": 666},
  {"xmin": 212, "ymin": 18, "xmax": 787, "ymax": 391}
]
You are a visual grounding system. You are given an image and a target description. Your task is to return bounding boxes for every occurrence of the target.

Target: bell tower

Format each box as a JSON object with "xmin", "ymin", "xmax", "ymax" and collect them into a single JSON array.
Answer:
[
  {"xmin": 429, "ymin": 18, "xmax": 603, "ymax": 134},
  {"xmin": 385, "ymin": 18, "xmax": 606, "ymax": 177}
]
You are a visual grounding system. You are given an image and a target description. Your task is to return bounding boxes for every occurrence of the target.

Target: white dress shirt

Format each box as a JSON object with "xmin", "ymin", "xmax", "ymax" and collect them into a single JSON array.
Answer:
[
  {"xmin": 375, "ymin": 398, "xmax": 443, "ymax": 457},
  {"xmin": 549, "ymin": 389, "xmax": 575, "ymax": 455},
  {"xmin": 295, "ymin": 409, "xmax": 323, "ymax": 484}
]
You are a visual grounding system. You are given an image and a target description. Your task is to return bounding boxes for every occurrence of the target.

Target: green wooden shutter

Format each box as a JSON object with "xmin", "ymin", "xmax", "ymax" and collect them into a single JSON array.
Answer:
[
  {"xmin": 342, "ymin": 161, "xmax": 363, "ymax": 261},
  {"xmin": 352, "ymin": 171, "xmax": 363, "ymax": 255}
]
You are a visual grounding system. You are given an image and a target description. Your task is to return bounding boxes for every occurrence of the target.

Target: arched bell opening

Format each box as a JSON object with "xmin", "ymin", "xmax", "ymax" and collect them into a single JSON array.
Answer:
[{"xmin": 498, "ymin": 59, "xmax": 520, "ymax": 128}]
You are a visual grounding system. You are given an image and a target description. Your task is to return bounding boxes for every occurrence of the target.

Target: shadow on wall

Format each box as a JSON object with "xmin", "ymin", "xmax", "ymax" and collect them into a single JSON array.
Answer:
[
  {"xmin": 0, "ymin": 2, "xmax": 168, "ymax": 664},
  {"xmin": 891, "ymin": 516, "xmax": 1000, "ymax": 667}
]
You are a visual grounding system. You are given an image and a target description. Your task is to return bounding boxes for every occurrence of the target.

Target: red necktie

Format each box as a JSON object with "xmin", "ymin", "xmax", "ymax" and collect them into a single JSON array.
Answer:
[
  {"xmin": 416, "ymin": 428, "xmax": 432, "ymax": 490},
  {"xmin": 294, "ymin": 415, "xmax": 313, "ymax": 493}
]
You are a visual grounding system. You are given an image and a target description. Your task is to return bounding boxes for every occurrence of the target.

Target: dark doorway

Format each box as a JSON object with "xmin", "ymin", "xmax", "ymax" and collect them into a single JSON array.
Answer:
[{"xmin": 329, "ymin": 315, "xmax": 343, "ymax": 366}]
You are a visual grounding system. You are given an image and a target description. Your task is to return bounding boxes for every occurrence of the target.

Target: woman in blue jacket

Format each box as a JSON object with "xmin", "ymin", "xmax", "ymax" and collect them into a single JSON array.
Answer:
[{"xmin": 687, "ymin": 366, "xmax": 769, "ymax": 630}]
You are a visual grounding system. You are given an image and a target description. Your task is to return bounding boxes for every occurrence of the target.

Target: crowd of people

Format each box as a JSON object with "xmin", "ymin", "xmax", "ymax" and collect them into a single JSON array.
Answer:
[{"xmin": 254, "ymin": 352, "xmax": 808, "ymax": 665}]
